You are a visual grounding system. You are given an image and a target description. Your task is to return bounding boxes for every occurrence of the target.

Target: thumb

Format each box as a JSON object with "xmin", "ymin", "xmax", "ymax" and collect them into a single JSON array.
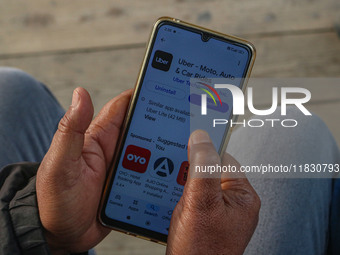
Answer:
[
  {"xmin": 184, "ymin": 130, "xmax": 222, "ymax": 203},
  {"xmin": 46, "ymin": 87, "xmax": 94, "ymax": 163}
]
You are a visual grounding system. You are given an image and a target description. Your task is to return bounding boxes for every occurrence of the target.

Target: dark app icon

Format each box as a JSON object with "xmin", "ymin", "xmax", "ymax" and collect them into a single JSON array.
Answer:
[
  {"xmin": 153, "ymin": 157, "xmax": 174, "ymax": 177},
  {"xmin": 151, "ymin": 50, "xmax": 173, "ymax": 71}
]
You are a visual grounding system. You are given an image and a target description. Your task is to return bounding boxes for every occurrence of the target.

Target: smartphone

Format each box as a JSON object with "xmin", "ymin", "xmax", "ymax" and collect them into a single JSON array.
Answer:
[{"xmin": 99, "ymin": 17, "xmax": 256, "ymax": 244}]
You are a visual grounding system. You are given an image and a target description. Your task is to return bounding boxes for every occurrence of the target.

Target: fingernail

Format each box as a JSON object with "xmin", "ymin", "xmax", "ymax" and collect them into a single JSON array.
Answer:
[
  {"xmin": 190, "ymin": 130, "xmax": 211, "ymax": 145},
  {"xmin": 121, "ymin": 89, "xmax": 133, "ymax": 96},
  {"xmin": 71, "ymin": 89, "xmax": 80, "ymax": 107}
]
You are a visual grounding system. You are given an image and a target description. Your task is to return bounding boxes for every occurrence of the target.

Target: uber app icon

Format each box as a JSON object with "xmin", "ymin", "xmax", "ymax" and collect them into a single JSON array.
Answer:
[{"xmin": 151, "ymin": 50, "xmax": 173, "ymax": 71}]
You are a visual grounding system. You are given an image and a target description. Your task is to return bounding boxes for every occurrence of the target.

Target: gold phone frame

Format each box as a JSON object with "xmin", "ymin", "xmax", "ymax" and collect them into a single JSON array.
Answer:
[{"xmin": 99, "ymin": 16, "xmax": 256, "ymax": 245}]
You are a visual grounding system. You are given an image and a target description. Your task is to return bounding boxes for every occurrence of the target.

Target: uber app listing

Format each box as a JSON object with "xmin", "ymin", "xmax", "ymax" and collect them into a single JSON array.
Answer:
[{"xmin": 105, "ymin": 24, "xmax": 251, "ymax": 234}]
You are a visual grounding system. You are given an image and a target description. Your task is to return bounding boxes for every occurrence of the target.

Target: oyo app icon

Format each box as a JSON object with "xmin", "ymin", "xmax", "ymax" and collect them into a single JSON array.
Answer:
[
  {"xmin": 122, "ymin": 145, "xmax": 151, "ymax": 173},
  {"xmin": 151, "ymin": 50, "xmax": 173, "ymax": 71}
]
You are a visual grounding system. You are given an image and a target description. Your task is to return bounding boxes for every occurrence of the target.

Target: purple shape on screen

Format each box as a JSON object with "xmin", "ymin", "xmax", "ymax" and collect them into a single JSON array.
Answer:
[{"xmin": 189, "ymin": 94, "xmax": 229, "ymax": 113}]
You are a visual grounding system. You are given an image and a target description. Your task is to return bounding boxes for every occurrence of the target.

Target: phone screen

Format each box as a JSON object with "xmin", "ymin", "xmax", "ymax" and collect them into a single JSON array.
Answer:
[{"xmin": 100, "ymin": 19, "xmax": 254, "ymax": 242}]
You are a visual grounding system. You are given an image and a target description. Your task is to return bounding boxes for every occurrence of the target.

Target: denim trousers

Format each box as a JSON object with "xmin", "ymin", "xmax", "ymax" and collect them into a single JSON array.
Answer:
[{"xmin": 0, "ymin": 67, "xmax": 339, "ymax": 254}]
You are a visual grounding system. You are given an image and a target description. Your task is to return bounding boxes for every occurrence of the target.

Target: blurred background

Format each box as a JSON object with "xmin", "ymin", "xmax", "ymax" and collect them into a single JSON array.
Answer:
[{"xmin": 0, "ymin": 0, "xmax": 339, "ymax": 254}]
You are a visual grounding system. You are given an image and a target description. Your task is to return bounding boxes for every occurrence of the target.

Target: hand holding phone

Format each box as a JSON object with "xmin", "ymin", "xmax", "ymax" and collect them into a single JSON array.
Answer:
[
  {"xmin": 36, "ymin": 17, "xmax": 258, "ymax": 253},
  {"xmin": 167, "ymin": 130, "xmax": 260, "ymax": 255},
  {"xmin": 36, "ymin": 88, "xmax": 133, "ymax": 253},
  {"xmin": 99, "ymin": 17, "xmax": 256, "ymax": 243},
  {"xmin": 37, "ymin": 86, "xmax": 259, "ymax": 254}
]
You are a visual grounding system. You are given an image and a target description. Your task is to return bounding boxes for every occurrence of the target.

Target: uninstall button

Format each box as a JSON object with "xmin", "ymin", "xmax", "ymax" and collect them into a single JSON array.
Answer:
[{"xmin": 146, "ymin": 80, "xmax": 186, "ymax": 100}]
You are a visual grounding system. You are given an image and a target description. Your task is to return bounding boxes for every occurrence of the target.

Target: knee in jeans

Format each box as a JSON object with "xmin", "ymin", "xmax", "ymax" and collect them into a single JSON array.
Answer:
[
  {"xmin": 0, "ymin": 67, "xmax": 42, "ymax": 95},
  {"xmin": 282, "ymin": 106, "xmax": 328, "ymax": 133}
]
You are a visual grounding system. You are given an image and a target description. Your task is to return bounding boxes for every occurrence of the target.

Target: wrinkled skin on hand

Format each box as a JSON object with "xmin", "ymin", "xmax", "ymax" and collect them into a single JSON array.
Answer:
[
  {"xmin": 167, "ymin": 130, "xmax": 260, "ymax": 255},
  {"xmin": 37, "ymin": 88, "xmax": 132, "ymax": 254}
]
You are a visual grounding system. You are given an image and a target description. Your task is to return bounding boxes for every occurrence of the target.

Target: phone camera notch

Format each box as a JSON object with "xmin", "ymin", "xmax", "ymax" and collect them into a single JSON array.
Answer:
[{"xmin": 201, "ymin": 33, "xmax": 211, "ymax": 42}]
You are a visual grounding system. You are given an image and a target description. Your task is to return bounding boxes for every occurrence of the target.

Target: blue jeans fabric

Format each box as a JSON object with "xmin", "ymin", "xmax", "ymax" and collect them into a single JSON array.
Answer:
[
  {"xmin": 227, "ymin": 108, "xmax": 340, "ymax": 255},
  {"xmin": 0, "ymin": 67, "xmax": 97, "ymax": 255},
  {"xmin": 0, "ymin": 67, "xmax": 339, "ymax": 254},
  {"xmin": 0, "ymin": 67, "xmax": 65, "ymax": 168}
]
